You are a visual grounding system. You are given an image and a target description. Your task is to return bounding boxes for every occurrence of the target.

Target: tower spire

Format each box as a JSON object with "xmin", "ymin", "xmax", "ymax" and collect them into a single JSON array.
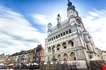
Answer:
[
  {"xmin": 67, "ymin": 0, "xmax": 78, "ymax": 18},
  {"xmin": 67, "ymin": 0, "xmax": 76, "ymax": 11},
  {"xmin": 67, "ymin": 0, "xmax": 72, "ymax": 7}
]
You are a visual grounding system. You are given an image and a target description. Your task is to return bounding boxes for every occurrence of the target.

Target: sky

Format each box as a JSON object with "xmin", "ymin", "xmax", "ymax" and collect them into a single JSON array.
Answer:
[{"xmin": 0, "ymin": 0, "xmax": 106, "ymax": 54}]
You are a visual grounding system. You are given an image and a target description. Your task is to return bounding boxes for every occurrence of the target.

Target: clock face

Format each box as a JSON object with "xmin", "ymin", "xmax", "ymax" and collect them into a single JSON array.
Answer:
[{"xmin": 68, "ymin": 10, "xmax": 77, "ymax": 17}]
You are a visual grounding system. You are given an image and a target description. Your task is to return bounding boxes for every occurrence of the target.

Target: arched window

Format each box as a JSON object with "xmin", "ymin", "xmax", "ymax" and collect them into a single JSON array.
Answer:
[
  {"xmin": 52, "ymin": 45, "xmax": 55, "ymax": 52},
  {"xmin": 63, "ymin": 53, "xmax": 68, "ymax": 61},
  {"xmin": 48, "ymin": 47, "xmax": 51, "ymax": 52},
  {"xmin": 64, "ymin": 53, "xmax": 68, "ymax": 57},
  {"xmin": 70, "ymin": 52, "xmax": 75, "ymax": 56},
  {"xmin": 69, "ymin": 29, "xmax": 71, "ymax": 33},
  {"xmin": 70, "ymin": 52, "xmax": 76, "ymax": 60},
  {"xmin": 62, "ymin": 42, "xmax": 67, "ymax": 49},
  {"xmin": 66, "ymin": 31, "xmax": 68, "ymax": 34},
  {"xmin": 68, "ymin": 40, "xmax": 74, "ymax": 47},
  {"xmin": 63, "ymin": 32, "xmax": 65, "ymax": 35},
  {"xmin": 58, "ymin": 54, "xmax": 61, "ymax": 58},
  {"xmin": 57, "ymin": 44, "xmax": 60, "ymax": 50}
]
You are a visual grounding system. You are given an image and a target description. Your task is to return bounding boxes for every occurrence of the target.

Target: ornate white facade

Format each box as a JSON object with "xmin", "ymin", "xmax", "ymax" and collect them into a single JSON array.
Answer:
[{"xmin": 45, "ymin": 0, "xmax": 98, "ymax": 63}]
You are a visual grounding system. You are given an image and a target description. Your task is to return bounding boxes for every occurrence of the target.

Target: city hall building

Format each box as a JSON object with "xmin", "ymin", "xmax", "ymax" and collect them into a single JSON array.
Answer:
[{"xmin": 45, "ymin": 0, "xmax": 100, "ymax": 63}]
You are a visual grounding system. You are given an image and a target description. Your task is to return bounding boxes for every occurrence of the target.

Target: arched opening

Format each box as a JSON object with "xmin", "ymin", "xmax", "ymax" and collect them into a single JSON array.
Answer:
[
  {"xmin": 52, "ymin": 45, "xmax": 55, "ymax": 52},
  {"xmin": 58, "ymin": 54, "xmax": 61, "ymax": 60},
  {"xmin": 52, "ymin": 56, "xmax": 57, "ymax": 62},
  {"xmin": 58, "ymin": 54, "xmax": 61, "ymax": 58},
  {"xmin": 69, "ymin": 29, "xmax": 71, "ymax": 33},
  {"xmin": 62, "ymin": 42, "xmax": 67, "ymax": 49},
  {"xmin": 68, "ymin": 40, "xmax": 74, "ymax": 47},
  {"xmin": 63, "ymin": 53, "xmax": 68, "ymax": 61},
  {"xmin": 48, "ymin": 47, "xmax": 51, "ymax": 52},
  {"xmin": 70, "ymin": 52, "xmax": 76, "ymax": 60},
  {"xmin": 57, "ymin": 44, "xmax": 60, "ymax": 50}
]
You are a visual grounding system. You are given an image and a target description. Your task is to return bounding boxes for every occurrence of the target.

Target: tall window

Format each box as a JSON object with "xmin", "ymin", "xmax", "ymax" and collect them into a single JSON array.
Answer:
[
  {"xmin": 58, "ymin": 34, "xmax": 60, "ymax": 38},
  {"xmin": 56, "ymin": 36, "xmax": 58, "ymax": 39},
  {"xmin": 63, "ymin": 32, "xmax": 65, "ymax": 35},
  {"xmin": 61, "ymin": 33, "xmax": 63, "ymax": 36},
  {"xmin": 54, "ymin": 37, "xmax": 55, "ymax": 40},
  {"xmin": 66, "ymin": 31, "xmax": 68, "ymax": 34},
  {"xmin": 70, "ymin": 52, "xmax": 76, "ymax": 60},
  {"xmin": 57, "ymin": 44, "xmax": 60, "ymax": 50},
  {"xmin": 62, "ymin": 42, "xmax": 67, "ymax": 49},
  {"xmin": 69, "ymin": 29, "xmax": 71, "ymax": 33},
  {"xmin": 68, "ymin": 40, "xmax": 74, "ymax": 47},
  {"xmin": 52, "ymin": 45, "xmax": 55, "ymax": 52},
  {"xmin": 63, "ymin": 53, "xmax": 68, "ymax": 61},
  {"xmin": 48, "ymin": 47, "xmax": 51, "ymax": 52}
]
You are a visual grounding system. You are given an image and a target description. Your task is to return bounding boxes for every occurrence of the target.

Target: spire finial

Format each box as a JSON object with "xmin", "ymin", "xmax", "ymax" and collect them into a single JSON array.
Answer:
[
  {"xmin": 68, "ymin": 0, "xmax": 70, "ymax": 2},
  {"xmin": 67, "ymin": 0, "xmax": 72, "ymax": 7},
  {"xmin": 57, "ymin": 13, "xmax": 61, "ymax": 24}
]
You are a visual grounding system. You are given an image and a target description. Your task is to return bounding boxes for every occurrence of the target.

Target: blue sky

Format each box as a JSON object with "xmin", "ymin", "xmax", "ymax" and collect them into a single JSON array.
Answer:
[
  {"xmin": 0, "ymin": 0, "xmax": 106, "ymax": 32},
  {"xmin": 0, "ymin": 0, "xmax": 106, "ymax": 54}
]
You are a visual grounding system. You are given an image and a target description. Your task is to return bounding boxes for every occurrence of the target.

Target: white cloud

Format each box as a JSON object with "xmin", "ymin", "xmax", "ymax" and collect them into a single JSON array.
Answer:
[
  {"xmin": 82, "ymin": 9, "xmax": 106, "ymax": 50},
  {"xmin": 0, "ymin": 6, "xmax": 46, "ymax": 54},
  {"xmin": 33, "ymin": 10, "xmax": 67, "ymax": 27}
]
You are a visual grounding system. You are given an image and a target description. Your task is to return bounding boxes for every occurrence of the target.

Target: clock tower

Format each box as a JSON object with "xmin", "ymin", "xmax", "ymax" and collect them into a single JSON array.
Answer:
[{"xmin": 67, "ymin": 0, "xmax": 78, "ymax": 18}]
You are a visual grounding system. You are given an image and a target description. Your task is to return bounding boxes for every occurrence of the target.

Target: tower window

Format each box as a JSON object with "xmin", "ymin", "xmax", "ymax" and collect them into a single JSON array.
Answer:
[
  {"xmin": 66, "ymin": 31, "xmax": 68, "ymax": 34},
  {"xmin": 54, "ymin": 37, "xmax": 55, "ymax": 39},
  {"xmin": 58, "ymin": 34, "xmax": 60, "ymax": 38},
  {"xmin": 63, "ymin": 32, "xmax": 65, "ymax": 35},
  {"xmin": 56, "ymin": 36, "xmax": 58, "ymax": 38},
  {"xmin": 61, "ymin": 33, "xmax": 63, "ymax": 36},
  {"xmin": 69, "ymin": 29, "xmax": 71, "ymax": 33},
  {"xmin": 52, "ymin": 38, "xmax": 53, "ymax": 40}
]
